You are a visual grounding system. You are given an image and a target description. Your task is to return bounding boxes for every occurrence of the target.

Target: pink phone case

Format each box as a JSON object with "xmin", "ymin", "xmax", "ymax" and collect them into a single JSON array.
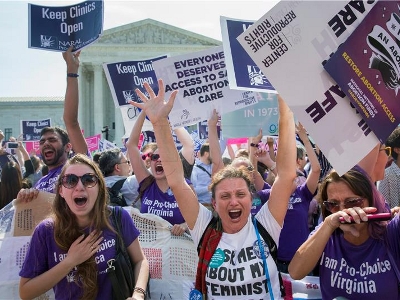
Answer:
[{"xmin": 339, "ymin": 212, "xmax": 392, "ymax": 224}]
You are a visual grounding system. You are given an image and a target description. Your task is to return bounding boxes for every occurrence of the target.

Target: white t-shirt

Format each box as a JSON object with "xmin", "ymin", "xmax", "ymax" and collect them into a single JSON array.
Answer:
[{"xmin": 190, "ymin": 203, "xmax": 283, "ymax": 300}]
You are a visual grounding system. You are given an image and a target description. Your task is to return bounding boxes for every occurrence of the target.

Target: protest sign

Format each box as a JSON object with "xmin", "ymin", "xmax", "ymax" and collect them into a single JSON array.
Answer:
[
  {"xmin": 98, "ymin": 139, "xmax": 118, "ymax": 152},
  {"xmin": 197, "ymin": 118, "xmax": 221, "ymax": 140},
  {"xmin": 222, "ymin": 92, "xmax": 279, "ymax": 139},
  {"xmin": 220, "ymin": 16, "xmax": 276, "ymax": 93},
  {"xmin": 120, "ymin": 106, "xmax": 154, "ymax": 138},
  {"xmin": 13, "ymin": 192, "xmax": 54, "ymax": 237},
  {"xmin": 152, "ymin": 46, "xmax": 258, "ymax": 129},
  {"xmin": 103, "ymin": 55, "xmax": 167, "ymax": 107},
  {"xmin": 21, "ymin": 118, "xmax": 51, "ymax": 141},
  {"xmin": 28, "ymin": 0, "xmax": 103, "ymax": 52},
  {"xmin": 237, "ymin": 1, "xmax": 380, "ymax": 175},
  {"xmin": 85, "ymin": 134, "xmax": 101, "ymax": 153},
  {"xmin": 24, "ymin": 141, "xmax": 40, "ymax": 155},
  {"xmin": 324, "ymin": 1, "xmax": 400, "ymax": 143}
]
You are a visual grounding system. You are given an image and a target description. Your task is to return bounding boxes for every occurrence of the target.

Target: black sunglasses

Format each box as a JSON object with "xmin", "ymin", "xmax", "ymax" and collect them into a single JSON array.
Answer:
[
  {"xmin": 61, "ymin": 173, "xmax": 99, "ymax": 189},
  {"xmin": 149, "ymin": 153, "xmax": 160, "ymax": 161},
  {"xmin": 323, "ymin": 197, "xmax": 364, "ymax": 212}
]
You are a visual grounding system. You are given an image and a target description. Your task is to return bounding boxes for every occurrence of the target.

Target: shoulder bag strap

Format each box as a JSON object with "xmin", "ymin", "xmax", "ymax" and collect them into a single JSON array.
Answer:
[
  {"xmin": 195, "ymin": 164, "xmax": 211, "ymax": 177},
  {"xmin": 107, "ymin": 207, "xmax": 128, "ymax": 300}
]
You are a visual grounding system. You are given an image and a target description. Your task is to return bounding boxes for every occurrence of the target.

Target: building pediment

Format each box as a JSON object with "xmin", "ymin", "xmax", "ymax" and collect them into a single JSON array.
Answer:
[{"xmin": 97, "ymin": 18, "xmax": 221, "ymax": 46}]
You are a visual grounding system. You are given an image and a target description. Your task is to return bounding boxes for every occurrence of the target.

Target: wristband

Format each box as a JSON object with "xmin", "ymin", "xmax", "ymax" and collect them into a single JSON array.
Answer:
[
  {"xmin": 134, "ymin": 287, "xmax": 146, "ymax": 297},
  {"xmin": 250, "ymin": 143, "xmax": 259, "ymax": 148},
  {"xmin": 67, "ymin": 73, "xmax": 79, "ymax": 78}
]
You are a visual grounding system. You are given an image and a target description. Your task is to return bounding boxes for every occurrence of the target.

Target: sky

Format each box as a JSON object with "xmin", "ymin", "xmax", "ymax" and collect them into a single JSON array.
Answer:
[{"xmin": 0, "ymin": 0, "xmax": 278, "ymax": 98}]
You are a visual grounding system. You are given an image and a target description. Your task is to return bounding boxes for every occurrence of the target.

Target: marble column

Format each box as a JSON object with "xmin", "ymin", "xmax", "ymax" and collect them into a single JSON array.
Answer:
[
  {"xmin": 93, "ymin": 64, "xmax": 104, "ymax": 137},
  {"xmin": 114, "ymin": 106, "xmax": 125, "ymax": 146}
]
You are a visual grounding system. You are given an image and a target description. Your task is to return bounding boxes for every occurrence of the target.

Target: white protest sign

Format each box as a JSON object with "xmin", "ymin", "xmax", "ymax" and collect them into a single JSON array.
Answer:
[
  {"xmin": 152, "ymin": 46, "xmax": 258, "ymax": 129},
  {"xmin": 120, "ymin": 106, "xmax": 153, "ymax": 138},
  {"xmin": 237, "ymin": 1, "xmax": 380, "ymax": 175}
]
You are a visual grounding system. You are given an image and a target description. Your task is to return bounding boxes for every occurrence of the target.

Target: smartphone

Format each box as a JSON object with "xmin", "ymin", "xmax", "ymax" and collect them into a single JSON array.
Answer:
[
  {"xmin": 339, "ymin": 212, "xmax": 392, "ymax": 224},
  {"xmin": 6, "ymin": 142, "xmax": 18, "ymax": 149}
]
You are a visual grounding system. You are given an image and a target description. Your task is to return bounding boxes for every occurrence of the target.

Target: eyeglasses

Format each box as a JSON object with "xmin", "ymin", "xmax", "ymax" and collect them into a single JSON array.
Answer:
[
  {"xmin": 141, "ymin": 153, "xmax": 153, "ymax": 160},
  {"xmin": 61, "ymin": 173, "xmax": 99, "ymax": 189},
  {"xmin": 323, "ymin": 197, "xmax": 365, "ymax": 212},
  {"xmin": 117, "ymin": 160, "xmax": 130, "ymax": 165},
  {"xmin": 379, "ymin": 146, "xmax": 391, "ymax": 157}
]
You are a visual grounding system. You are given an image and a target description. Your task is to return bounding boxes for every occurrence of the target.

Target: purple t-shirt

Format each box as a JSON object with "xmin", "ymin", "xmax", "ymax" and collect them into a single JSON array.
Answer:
[
  {"xmin": 318, "ymin": 215, "xmax": 400, "ymax": 299},
  {"xmin": 19, "ymin": 207, "xmax": 140, "ymax": 300},
  {"xmin": 34, "ymin": 164, "xmax": 63, "ymax": 193},
  {"xmin": 139, "ymin": 179, "xmax": 186, "ymax": 225},
  {"xmin": 278, "ymin": 183, "xmax": 313, "ymax": 261}
]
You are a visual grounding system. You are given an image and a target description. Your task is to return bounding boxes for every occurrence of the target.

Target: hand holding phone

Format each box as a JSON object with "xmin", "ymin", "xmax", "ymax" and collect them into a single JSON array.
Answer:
[
  {"xmin": 6, "ymin": 142, "xmax": 19, "ymax": 149},
  {"xmin": 339, "ymin": 212, "xmax": 392, "ymax": 224}
]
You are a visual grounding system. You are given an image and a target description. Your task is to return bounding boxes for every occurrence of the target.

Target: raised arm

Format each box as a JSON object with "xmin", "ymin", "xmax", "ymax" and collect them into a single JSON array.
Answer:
[
  {"xmin": 126, "ymin": 110, "xmax": 151, "ymax": 183},
  {"xmin": 267, "ymin": 96, "xmax": 297, "ymax": 226},
  {"xmin": 174, "ymin": 126, "xmax": 195, "ymax": 166},
  {"xmin": 249, "ymin": 130, "xmax": 268, "ymax": 191},
  {"xmin": 208, "ymin": 109, "xmax": 224, "ymax": 175},
  {"xmin": 297, "ymin": 122, "xmax": 321, "ymax": 194},
  {"xmin": 62, "ymin": 46, "xmax": 87, "ymax": 155},
  {"xmin": 131, "ymin": 79, "xmax": 199, "ymax": 228}
]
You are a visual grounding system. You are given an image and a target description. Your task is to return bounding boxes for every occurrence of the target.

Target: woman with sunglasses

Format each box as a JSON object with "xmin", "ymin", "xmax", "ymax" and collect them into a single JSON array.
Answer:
[
  {"xmin": 126, "ymin": 110, "xmax": 189, "ymax": 236},
  {"xmin": 19, "ymin": 154, "xmax": 149, "ymax": 300},
  {"xmin": 289, "ymin": 167, "xmax": 400, "ymax": 299}
]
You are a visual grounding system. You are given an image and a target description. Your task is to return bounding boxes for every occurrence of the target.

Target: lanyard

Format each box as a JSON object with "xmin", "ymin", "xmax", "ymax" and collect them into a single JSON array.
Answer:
[{"xmin": 253, "ymin": 217, "xmax": 274, "ymax": 300}]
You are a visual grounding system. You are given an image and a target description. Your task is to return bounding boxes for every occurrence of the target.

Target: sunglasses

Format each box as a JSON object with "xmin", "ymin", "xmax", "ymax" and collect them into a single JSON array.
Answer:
[
  {"xmin": 149, "ymin": 153, "xmax": 160, "ymax": 161},
  {"xmin": 141, "ymin": 153, "xmax": 153, "ymax": 160},
  {"xmin": 323, "ymin": 197, "xmax": 365, "ymax": 212},
  {"xmin": 61, "ymin": 173, "xmax": 99, "ymax": 189},
  {"xmin": 379, "ymin": 146, "xmax": 391, "ymax": 157}
]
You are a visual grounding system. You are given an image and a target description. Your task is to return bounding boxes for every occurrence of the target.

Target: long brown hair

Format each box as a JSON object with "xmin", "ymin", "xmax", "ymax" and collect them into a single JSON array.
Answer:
[
  {"xmin": 0, "ymin": 161, "xmax": 22, "ymax": 209},
  {"xmin": 53, "ymin": 154, "xmax": 113, "ymax": 300}
]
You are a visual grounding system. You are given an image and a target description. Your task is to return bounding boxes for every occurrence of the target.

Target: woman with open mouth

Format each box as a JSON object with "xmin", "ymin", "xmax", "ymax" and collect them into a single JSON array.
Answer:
[
  {"xmin": 131, "ymin": 79, "xmax": 297, "ymax": 300},
  {"xmin": 19, "ymin": 154, "xmax": 149, "ymax": 300},
  {"xmin": 126, "ymin": 108, "xmax": 192, "ymax": 236}
]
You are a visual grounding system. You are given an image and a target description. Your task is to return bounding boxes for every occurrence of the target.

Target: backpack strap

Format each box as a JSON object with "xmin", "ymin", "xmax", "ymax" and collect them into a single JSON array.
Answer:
[
  {"xmin": 195, "ymin": 216, "xmax": 223, "ymax": 298},
  {"xmin": 255, "ymin": 218, "xmax": 286, "ymax": 297},
  {"xmin": 110, "ymin": 178, "xmax": 127, "ymax": 192}
]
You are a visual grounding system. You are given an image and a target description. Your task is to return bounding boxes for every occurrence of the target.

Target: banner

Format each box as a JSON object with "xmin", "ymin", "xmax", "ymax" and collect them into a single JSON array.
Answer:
[
  {"xmin": 237, "ymin": 1, "xmax": 380, "ymax": 175},
  {"xmin": 120, "ymin": 106, "xmax": 154, "ymax": 139},
  {"xmin": 28, "ymin": 0, "xmax": 104, "ymax": 52},
  {"xmin": 324, "ymin": 1, "xmax": 400, "ymax": 143},
  {"xmin": 152, "ymin": 46, "xmax": 259, "ymax": 129},
  {"xmin": 220, "ymin": 16, "xmax": 276, "ymax": 93},
  {"xmin": 103, "ymin": 55, "xmax": 167, "ymax": 107},
  {"xmin": 222, "ymin": 92, "xmax": 279, "ymax": 138},
  {"xmin": 21, "ymin": 118, "xmax": 51, "ymax": 141}
]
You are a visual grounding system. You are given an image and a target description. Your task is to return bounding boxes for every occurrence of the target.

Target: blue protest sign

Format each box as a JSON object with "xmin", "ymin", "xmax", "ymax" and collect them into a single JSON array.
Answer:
[
  {"xmin": 21, "ymin": 118, "xmax": 51, "ymax": 141},
  {"xmin": 28, "ymin": 0, "xmax": 104, "ymax": 52},
  {"xmin": 221, "ymin": 17, "xmax": 275, "ymax": 93},
  {"xmin": 103, "ymin": 55, "xmax": 167, "ymax": 107}
]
